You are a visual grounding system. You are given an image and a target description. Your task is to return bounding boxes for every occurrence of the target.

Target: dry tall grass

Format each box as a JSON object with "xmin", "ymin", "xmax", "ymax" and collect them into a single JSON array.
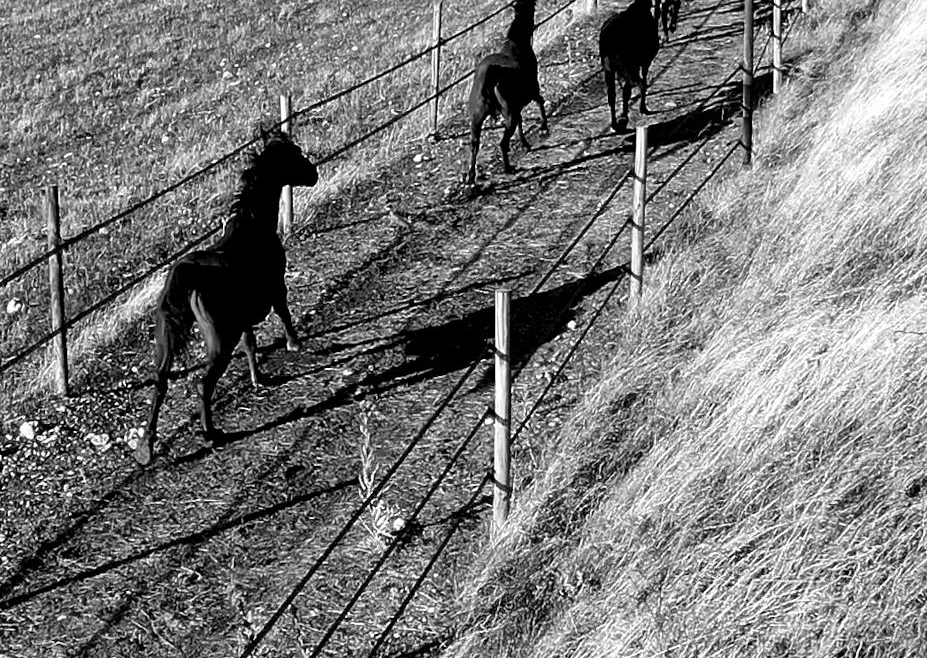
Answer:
[{"xmin": 444, "ymin": 0, "xmax": 927, "ymax": 655}]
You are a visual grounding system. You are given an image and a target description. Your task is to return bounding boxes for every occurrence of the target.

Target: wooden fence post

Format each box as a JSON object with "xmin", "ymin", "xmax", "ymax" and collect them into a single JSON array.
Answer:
[
  {"xmin": 430, "ymin": 0, "xmax": 443, "ymax": 138},
  {"xmin": 492, "ymin": 288, "xmax": 512, "ymax": 536},
  {"xmin": 801, "ymin": 0, "xmax": 809, "ymax": 13},
  {"xmin": 279, "ymin": 93, "xmax": 294, "ymax": 236},
  {"xmin": 772, "ymin": 0, "xmax": 782, "ymax": 93},
  {"xmin": 586, "ymin": 0, "xmax": 598, "ymax": 13},
  {"xmin": 46, "ymin": 184, "xmax": 69, "ymax": 396},
  {"xmin": 630, "ymin": 126, "xmax": 647, "ymax": 303},
  {"xmin": 742, "ymin": 0, "xmax": 754, "ymax": 166}
]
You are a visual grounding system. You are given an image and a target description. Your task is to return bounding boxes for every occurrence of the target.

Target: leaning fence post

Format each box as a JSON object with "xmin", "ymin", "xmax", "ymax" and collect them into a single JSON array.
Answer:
[
  {"xmin": 430, "ymin": 0, "xmax": 444, "ymax": 138},
  {"xmin": 742, "ymin": 0, "xmax": 754, "ymax": 165},
  {"xmin": 772, "ymin": 0, "xmax": 782, "ymax": 93},
  {"xmin": 46, "ymin": 184, "xmax": 69, "ymax": 396},
  {"xmin": 586, "ymin": 0, "xmax": 598, "ymax": 13},
  {"xmin": 279, "ymin": 93, "xmax": 294, "ymax": 236},
  {"xmin": 630, "ymin": 126, "xmax": 647, "ymax": 304},
  {"xmin": 492, "ymin": 288, "xmax": 512, "ymax": 536}
]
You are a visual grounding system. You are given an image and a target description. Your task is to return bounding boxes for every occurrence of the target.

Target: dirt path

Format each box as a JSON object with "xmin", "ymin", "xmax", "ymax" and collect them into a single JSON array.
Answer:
[{"xmin": 0, "ymin": 1, "xmax": 762, "ymax": 655}]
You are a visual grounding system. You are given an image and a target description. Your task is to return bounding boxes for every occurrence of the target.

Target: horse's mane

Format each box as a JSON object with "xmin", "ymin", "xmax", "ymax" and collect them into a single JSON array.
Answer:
[{"xmin": 214, "ymin": 131, "xmax": 291, "ymax": 245}]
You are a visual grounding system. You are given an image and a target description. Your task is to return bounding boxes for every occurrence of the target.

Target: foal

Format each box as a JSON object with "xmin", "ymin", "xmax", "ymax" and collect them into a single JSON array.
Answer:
[
  {"xmin": 599, "ymin": 0, "xmax": 661, "ymax": 131},
  {"xmin": 136, "ymin": 127, "xmax": 318, "ymax": 465},
  {"xmin": 466, "ymin": 0, "xmax": 548, "ymax": 185}
]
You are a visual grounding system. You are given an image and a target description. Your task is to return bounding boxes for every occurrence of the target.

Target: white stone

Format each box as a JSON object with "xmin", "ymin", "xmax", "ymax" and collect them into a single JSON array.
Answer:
[
  {"xmin": 6, "ymin": 298, "xmax": 23, "ymax": 315},
  {"xmin": 19, "ymin": 421, "xmax": 35, "ymax": 441}
]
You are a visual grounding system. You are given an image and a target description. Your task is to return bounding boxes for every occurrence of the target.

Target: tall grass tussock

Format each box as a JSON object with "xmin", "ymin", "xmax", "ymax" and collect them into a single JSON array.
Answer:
[{"xmin": 444, "ymin": 0, "xmax": 927, "ymax": 655}]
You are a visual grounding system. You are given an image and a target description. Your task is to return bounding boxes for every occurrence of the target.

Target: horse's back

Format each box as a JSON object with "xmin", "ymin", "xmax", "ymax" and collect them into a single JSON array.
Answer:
[{"xmin": 599, "ymin": 5, "xmax": 659, "ymax": 75}]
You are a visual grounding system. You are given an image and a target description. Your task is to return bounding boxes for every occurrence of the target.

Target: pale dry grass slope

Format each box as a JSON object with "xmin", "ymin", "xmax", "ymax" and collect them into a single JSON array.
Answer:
[{"xmin": 443, "ymin": 0, "xmax": 927, "ymax": 655}]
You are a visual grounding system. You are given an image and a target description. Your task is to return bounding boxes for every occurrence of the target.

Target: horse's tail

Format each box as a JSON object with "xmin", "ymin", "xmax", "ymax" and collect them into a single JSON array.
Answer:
[
  {"xmin": 470, "ymin": 54, "xmax": 520, "ymax": 118},
  {"xmin": 155, "ymin": 257, "xmax": 199, "ymax": 357}
]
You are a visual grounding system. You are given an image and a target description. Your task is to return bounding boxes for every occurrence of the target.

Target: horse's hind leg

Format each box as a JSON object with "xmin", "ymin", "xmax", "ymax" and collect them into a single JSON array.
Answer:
[
  {"xmin": 499, "ymin": 105, "xmax": 519, "ymax": 174},
  {"xmin": 621, "ymin": 80, "xmax": 633, "ymax": 123},
  {"xmin": 517, "ymin": 117, "xmax": 530, "ymax": 151},
  {"xmin": 604, "ymin": 66, "xmax": 620, "ymax": 131},
  {"xmin": 467, "ymin": 112, "xmax": 485, "ymax": 185},
  {"xmin": 199, "ymin": 334, "xmax": 236, "ymax": 443},
  {"xmin": 536, "ymin": 95, "xmax": 548, "ymax": 134},
  {"xmin": 272, "ymin": 284, "xmax": 300, "ymax": 351},
  {"xmin": 138, "ymin": 314, "xmax": 173, "ymax": 465},
  {"xmin": 639, "ymin": 64, "xmax": 651, "ymax": 115},
  {"xmin": 242, "ymin": 328, "xmax": 261, "ymax": 387}
]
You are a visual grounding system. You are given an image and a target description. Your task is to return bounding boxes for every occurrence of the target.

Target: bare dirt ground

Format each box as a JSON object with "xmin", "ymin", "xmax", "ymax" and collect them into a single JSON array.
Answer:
[{"xmin": 0, "ymin": 0, "xmax": 776, "ymax": 655}]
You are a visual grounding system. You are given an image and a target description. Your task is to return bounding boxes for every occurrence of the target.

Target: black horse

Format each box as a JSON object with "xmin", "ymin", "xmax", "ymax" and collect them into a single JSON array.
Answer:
[
  {"xmin": 135, "ymin": 127, "xmax": 318, "ymax": 465},
  {"xmin": 466, "ymin": 0, "xmax": 548, "ymax": 185},
  {"xmin": 599, "ymin": 0, "xmax": 662, "ymax": 132}
]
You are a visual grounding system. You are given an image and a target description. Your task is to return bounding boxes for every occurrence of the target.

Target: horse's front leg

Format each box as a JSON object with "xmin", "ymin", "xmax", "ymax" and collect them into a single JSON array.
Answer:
[{"xmin": 273, "ymin": 284, "xmax": 300, "ymax": 351}]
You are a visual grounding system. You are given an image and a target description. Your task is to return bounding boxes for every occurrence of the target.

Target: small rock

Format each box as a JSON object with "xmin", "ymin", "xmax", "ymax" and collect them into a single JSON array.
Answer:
[
  {"xmin": 6, "ymin": 298, "xmax": 23, "ymax": 315},
  {"xmin": 412, "ymin": 153, "xmax": 424, "ymax": 164},
  {"xmin": 88, "ymin": 433, "xmax": 111, "ymax": 450},
  {"xmin": 19, "ymin": 421, "xmax": 35, "ymax": 441},
  {"xmin": 391, "ymin": 517, "xmax": 406, "ymax": 533},
  {"xmin": 567, "ymin": 320, "xmax": 577, "ymax": 331}
]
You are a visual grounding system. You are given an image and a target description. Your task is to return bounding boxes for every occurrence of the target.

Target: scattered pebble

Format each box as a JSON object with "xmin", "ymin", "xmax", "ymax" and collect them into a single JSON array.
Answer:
[
  {"xmin": 567, "ymin": 320, "xmax": 578, "ymax": 331},
  {"xmin": 412, "ymin": 153, "xmax": 424, "ymax": 164},
  {"xmin": 87, "ymin": 432, "xmax": 112, "ymax": 451},
  {"xmin": 19, "ymin": 421, "xmax": 35, "ymax": 441},
  {"xmin": 6, "ymin": 298, "xmax": 23, "ymax": 315},
  {"xmin": 391, "ymin": 517, "xmax": 406, "ymax": 532}
]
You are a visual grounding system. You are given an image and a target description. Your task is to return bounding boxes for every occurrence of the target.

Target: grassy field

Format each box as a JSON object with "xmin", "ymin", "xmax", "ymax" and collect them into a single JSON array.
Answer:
[
  {"xmin": 0, "ymin": 0, "xmax": 530, "ymax": 400},
  {"xmin": 444, "ymin": 0, "xmax": 927, "ymax": 655}
]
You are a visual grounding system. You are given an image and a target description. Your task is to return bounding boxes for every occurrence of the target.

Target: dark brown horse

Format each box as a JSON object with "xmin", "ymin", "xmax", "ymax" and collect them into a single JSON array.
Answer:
[
  {"xmin": 135, "ymin": 127, "xmax": 318, "ymax": 465},
  {"xmin": 599, "ymin": 0, "xmax": 661, "ymax": 132},
  {"xmin": 466, "ymin": 0, "xmax": 548, "ymax": 185}
]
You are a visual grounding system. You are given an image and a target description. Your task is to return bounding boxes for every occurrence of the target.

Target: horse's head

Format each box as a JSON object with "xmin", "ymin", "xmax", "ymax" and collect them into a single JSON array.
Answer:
[
  {"xmin": 256, "ymin": 124, "xmax": 319, "ymax": 188},
  {"xmin": 505, "ymin": 0, "xmax": 536, "ymax": 44}
]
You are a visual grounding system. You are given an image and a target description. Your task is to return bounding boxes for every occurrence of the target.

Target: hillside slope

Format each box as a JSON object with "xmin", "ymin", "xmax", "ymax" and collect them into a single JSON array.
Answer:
[{"xmin": 444, "ymin": 0, "xmax": 927, "ymax": 655}]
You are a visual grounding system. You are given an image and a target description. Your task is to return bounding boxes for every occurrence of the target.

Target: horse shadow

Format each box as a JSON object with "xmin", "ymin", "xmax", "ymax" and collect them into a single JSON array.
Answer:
[{"xmin": 347, "ymin": 264, "xmax": 630, "ymax": 397}]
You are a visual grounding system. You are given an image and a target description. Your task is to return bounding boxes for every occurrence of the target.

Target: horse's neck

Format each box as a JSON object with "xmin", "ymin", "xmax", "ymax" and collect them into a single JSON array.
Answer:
[{"xmin": 218, "ymin": 178, "xmax": 282, "ymax": 249}]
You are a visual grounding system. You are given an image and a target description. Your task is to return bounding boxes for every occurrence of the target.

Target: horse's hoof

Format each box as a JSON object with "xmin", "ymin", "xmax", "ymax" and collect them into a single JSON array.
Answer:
[
  {"xmin": 286, "ymin": 339, "xmax": 300, "ymax": 352},
  {"xmin": 539, "ymin": 125, "xmax": 550, "ymax": 135}
]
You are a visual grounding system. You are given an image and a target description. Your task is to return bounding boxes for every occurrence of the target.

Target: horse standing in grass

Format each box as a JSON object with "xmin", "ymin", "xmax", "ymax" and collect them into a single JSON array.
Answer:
[
  {"xmin": 135, "ymin": 127, "xmax": 318, "ymax": 466},
  {"xmin": 466, "ymin": 0, "xmax": 548, "ymax": 185},
  {"xmin": 599, "ymin": 0, "xmax": 661, "ymax": 132}
]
